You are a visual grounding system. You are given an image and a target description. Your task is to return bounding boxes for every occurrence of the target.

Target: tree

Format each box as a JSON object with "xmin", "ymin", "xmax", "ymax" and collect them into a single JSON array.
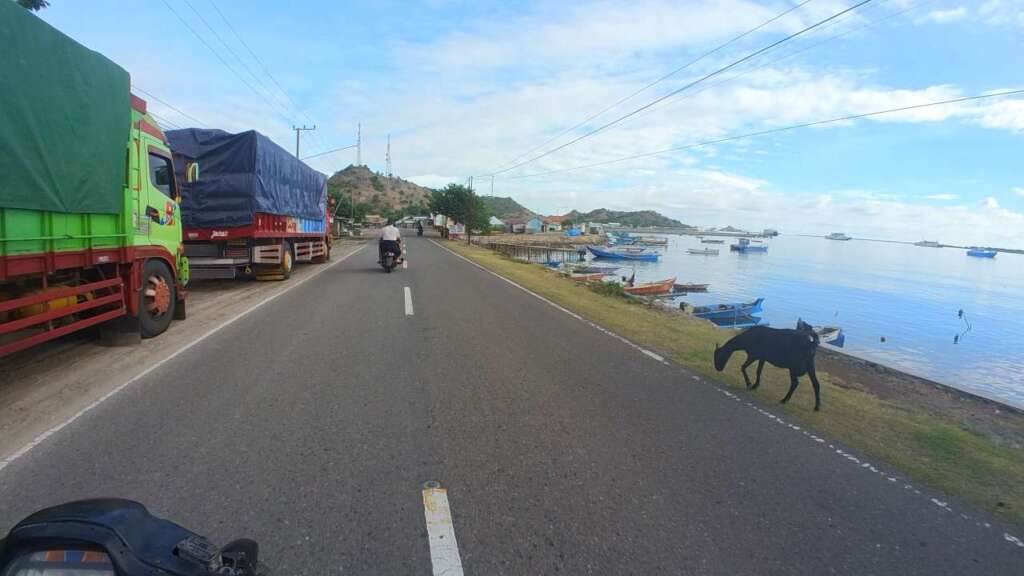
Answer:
[
  {"xmin": 18, "ymin": 0, "xmax": 49, "ymax": 10},
  {"xmin": 429, "ymin": 183, "xmax": 490, "ymax": 243}
]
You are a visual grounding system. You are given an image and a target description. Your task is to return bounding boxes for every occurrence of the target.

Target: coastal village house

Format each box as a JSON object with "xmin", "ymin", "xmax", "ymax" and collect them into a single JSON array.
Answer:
[
  {"xmin": 504, "ymin": 218, "xmax": 526, "ymax": 234},
  {"xmin": 488, "ymin": 216, "xmax": 505, "ymax": 228},
  {"xmin": 525, "ymin": 217, "xmax": 543, "ymax": 234},
  {"xmin": 542, "ymin": 216, "xmax": 563, "ymax": 232}
]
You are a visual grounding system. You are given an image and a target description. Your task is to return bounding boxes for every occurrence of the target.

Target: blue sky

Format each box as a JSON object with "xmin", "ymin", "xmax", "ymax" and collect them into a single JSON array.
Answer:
[{"xmin": 36, "ymin": 0, "xmax": 1024, "ymax": 245}]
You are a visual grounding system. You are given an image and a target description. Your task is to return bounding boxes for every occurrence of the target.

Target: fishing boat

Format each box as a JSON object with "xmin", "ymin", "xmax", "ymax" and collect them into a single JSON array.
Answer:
[
  {"xmin": 967, "ymin": 248, "xmax": 997, "ymax": 258},
  {"xmin": 729, "ymin": 238, "xmax": 768, "ymax": 253},
  {"xmin": 587, "ymin": 245, "xmax": 660, "ymax": 261},
  {"xmin": 569, "ymin": 272, "xmax": 608, "ymax": 282},
  {"xmin": 673, "ymin": 282, "xmax": 709, "ymax": 292},
  {"xmin": 685, "ymin": 298, "xmax": 765, "ymax": 320},
  {"xmin": 797, "ymin": 319, "xmax": 845, "ymax": 348},
  {"xmin": 623, "ymin": 276, "xmax": 677, "ymax": 296},
  {"xmin": 825, "ymin": 232, "xmax": 852, "ymax": 241},
  {"xmin": 686, "ymin": 248, "xmax": 719, "ymax": 255},
  {"xmin": 636, "ymin": 236, "xmax": 668, "ymax": 246},
  {"xmin": 914, "ymin": 240, "xmax": 941, "ymax": 248},
  {"xmin": 708, "ymin": 314, "xmax": 765, "ymax": 329},
  {"xmin": 701, "ymin": 239, "xmax": 725, "ymax": 244}
]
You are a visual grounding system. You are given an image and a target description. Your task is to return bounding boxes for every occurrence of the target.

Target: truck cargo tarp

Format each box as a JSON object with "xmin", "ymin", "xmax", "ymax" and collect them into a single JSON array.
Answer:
[
  {"xmin": 0, "ymin": 2, "xmax": 130, "ymax": 214},
  {"xmin": 167, "ymin": 128, "xmax": 327, "ymax": 229}
]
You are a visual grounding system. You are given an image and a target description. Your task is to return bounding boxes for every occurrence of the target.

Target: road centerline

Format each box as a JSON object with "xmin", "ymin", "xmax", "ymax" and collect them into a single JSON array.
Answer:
[
  {"xmin": 404, "ymin": 286, "xmax": 414, "ymax": 316},
  {"xmin": 422, "ymin": 484, "xmax": 465, "ymax": 576}
]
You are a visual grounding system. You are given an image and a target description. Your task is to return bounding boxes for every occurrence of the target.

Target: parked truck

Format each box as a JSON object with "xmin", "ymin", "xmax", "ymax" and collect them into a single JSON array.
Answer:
[
  {"xmin": 0, "ymin": 3, "xmax": 192, "ymax": 358},
  {"xmin": 166, "ymin": 129, "xmax": 331, "ymax": 280}
]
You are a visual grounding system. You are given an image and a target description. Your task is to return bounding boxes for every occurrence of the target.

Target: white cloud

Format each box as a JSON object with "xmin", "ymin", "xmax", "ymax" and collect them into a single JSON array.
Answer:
[
  {"xmin": 1015, "ymin": 187, "xmax": 1024, "ymax": 197},
  {"xmin": 983, "ymin": 196, "xmax": 1001, "ymax": 209},
  {"xmin": 979, "ymin": 0, "xmax": 1024, "ymax": 27},
  {"xmin": 926, "ymin": 193, "xmax": 958, "ymax": 200},
  {"xmin": 919, "ymin": 6, "xmax": 968, "ymax": 24}
]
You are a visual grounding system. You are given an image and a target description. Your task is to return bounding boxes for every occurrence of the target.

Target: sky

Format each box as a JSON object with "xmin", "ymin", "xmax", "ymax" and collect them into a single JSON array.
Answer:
[{"xmin": 34, "ymin": 0, "xmax": 1024, "ymax": 246}]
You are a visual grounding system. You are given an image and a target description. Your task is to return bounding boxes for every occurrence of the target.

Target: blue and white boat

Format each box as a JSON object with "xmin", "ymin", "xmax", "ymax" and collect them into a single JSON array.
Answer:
[
  {"xmin": 587, "ymin": 245, "xmax": 660, "ymax": 261},
  {"xmin": 687, "ymin": 297, "xmax": 765, "ymax": 320},
  {"xmin": 730, "ymin": 238, "xmax": 768, "ymax": 253},
  {"xmin": 709, "ymin": 314, "xmax": 765, "ymax": 329},
  {"xmin": 966, "ymin": 248, "xmax": 997, "ymax": 258}
]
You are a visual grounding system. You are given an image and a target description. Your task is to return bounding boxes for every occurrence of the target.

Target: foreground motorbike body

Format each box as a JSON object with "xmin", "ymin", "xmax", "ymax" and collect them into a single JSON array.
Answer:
[{"xmin": 0, "ymin": 499, "xmax": 264, "ymax": 576}]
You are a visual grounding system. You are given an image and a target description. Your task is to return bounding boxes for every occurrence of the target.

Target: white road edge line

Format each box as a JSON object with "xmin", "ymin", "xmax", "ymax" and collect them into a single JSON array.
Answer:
[
  {"xmin": 0, "ymin": 244, "xmax": 367, "ymax": 474},
  {"xmin": 403, "ymin": 259, "xmax": 408, "ymax": 269},
  {"xmin": 432, "ymin": 240, "xmax": 663, "ymax": 363},
  {"xmin": 404, "ymin": 286, "xmax": 414, "ymax": 315},
  {"xmin": 422, "ymin": 486, "xmax": 465, "ymax": 576}
]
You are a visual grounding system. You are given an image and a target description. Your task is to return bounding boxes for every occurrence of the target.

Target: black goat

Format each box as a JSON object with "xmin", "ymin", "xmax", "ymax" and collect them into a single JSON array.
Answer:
[{"xmin": 714, "ymin": 326, "xmax": 822, "ymax": 410}]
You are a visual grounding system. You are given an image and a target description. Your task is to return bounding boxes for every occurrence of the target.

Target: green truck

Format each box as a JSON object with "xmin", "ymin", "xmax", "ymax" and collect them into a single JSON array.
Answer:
[{"xmin": 0, "ymin": 3, "xmax": 193, "ymax": 357}]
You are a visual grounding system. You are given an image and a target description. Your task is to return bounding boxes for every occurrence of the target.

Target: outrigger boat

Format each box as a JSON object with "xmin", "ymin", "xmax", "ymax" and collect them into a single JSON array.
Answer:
[
  {"xmin": 686, "ymin": 297, "xmax": 765, "ymax": 320},
  {"xmin": 587, "ymin": 246, "xmax": 660, "ymax": 261},
  {"xmin": 623, "ymin": 276, "xmax": 676, "ymax": 296}
]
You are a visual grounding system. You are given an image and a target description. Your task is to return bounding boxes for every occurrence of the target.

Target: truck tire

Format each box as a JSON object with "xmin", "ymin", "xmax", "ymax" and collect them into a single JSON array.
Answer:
[
  {"xmin": 280, "ymin": 241, "xmax": 294, "ymax": 279},
  {"xmin": 140, "ymin": 259, "xmax": 176, "ymax": 338}
]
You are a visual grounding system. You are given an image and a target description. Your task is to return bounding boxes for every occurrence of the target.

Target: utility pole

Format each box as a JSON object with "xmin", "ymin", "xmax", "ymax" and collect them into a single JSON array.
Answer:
[
  {"xmin": 385, "ymin": 134, "xmax": 392, "ymax": 179},
  {"xmin": 490, "ymin": 175, "xmax": 494, "ymax": 196},
  {"xmin": 466, "ymin": 176, "xmax": 474, "ymax": 245},
  {"xmin": 356, "ymin": 123, "xmax": 361, "ymax": 166},
  {"xmin": 292, "ymin": 125, "xmax": 316, "ymax": 158}
]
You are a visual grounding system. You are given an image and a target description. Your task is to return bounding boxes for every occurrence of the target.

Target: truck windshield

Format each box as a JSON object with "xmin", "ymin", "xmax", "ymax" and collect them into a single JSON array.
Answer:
[{"xmin": 147, "ymin": 153, "xmax": 174, "ymax": 198}]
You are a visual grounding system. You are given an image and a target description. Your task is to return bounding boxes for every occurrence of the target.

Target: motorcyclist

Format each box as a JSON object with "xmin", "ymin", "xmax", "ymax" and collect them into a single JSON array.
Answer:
[
  {"xmin": 416, "ymin": 220, "xmax": 424, "ymax": 236},
  {"xmin": 378, "ymin": 219, "xmax": 402, "ymax": 264}
]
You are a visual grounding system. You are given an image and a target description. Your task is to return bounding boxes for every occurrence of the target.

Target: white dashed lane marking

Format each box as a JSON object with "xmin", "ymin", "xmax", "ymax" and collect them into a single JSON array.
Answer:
[
  {"xmin": 422, "ymin": 483, "xmax": 464, "ymax": 576},
  {"xmin": 404, "ymin": 286, "xmax": 414, "ymax": 316}
]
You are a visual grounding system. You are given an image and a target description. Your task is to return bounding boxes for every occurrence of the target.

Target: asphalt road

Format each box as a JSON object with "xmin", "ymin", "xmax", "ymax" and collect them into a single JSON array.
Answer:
[{"xmin": 1, "ymin": 236, "xmax": 1020, "ymax": 575}]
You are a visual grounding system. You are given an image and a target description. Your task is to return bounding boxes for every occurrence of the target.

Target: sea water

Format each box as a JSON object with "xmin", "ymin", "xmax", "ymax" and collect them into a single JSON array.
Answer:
[{"xmin": 608, "ymin": 235, "xmax": 1024, "ymax": 409}]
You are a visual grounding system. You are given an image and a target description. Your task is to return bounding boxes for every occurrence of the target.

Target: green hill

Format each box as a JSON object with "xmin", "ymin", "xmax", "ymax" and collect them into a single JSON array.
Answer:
[
  {"xmin": 565, "ymin": 208, "xmax": 687, "ymax": 228},
  {"xmin": 480, "ymin": 196, "xmax": 535, "ymax": 220}
]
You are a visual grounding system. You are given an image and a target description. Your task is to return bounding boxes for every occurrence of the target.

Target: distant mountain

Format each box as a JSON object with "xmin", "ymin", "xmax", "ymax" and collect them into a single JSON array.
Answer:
[
  {"xmin": 565, "ymin": 208, "xmax": 688, "ymax": 229},
  {"xmin": 327, "ymin": 165, "xmax": 432, "ymax": 212},
  {"xmin": 480, "ymin": 195, "xmax": 535, "ymax": 220}
]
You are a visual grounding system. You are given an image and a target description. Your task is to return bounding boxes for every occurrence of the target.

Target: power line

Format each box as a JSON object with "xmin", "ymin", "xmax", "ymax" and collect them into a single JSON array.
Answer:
[
  {"xmin": 206, "ymin": 0, "xmax": 327, "ymax": 151},
  {"xmin": 178, "ymin": 0, "xmax": 298, "ymax": 124},
  {"xmin": 489, "ymin": 0, "xmax": 875, "ymax": 177},
  {"xmin": 159, "ymin": 0, "xmax": 300, "ymax": 137},
  {"xmin": 149, "ymin": 112, "xmax": 183, "ymax": 131},
  {"xmin": 491, "ymin": 0, "xmax": 818, "ymax": 173},
  {"xmin": 500, "ymin": 89, "xmax": 1024, "ymax": 180},
  {"xmin": 132, "ymin": 85, "xmax": 207, "ymax": 127},
  {"xmin": 603, "ymin": 0, "xmax": 937, "ymax": 129},
  {"xmin": 302, "ymin": 143, "xmax": 358, "ymax": 161}
]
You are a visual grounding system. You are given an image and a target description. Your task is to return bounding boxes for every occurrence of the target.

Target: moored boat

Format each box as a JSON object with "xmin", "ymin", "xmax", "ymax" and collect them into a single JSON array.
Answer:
[
  {"xmin": 623, "ymin": 276, "xmax": 677, "ymax": 296},
  {"xmin": 708, "ymin": 314, "xmax": 765, "ymax": 329},
  {"xmin": 673, "ymin": 282, "xmax": 709, "ymax": 292},
  {"xmin": 967, "ymin": 248, "xmax": 997, "ymax": 258},
  {"xmin": 914, "ymin": 240, "xmax": 941, "ymax": 248},
  {"xmin": 701, "ymin": 239, "xmax": 725, "ymax": 244},
  {"xmin": 825, "ymin": 232, "xmax": 852, "ymax": 241},
  {"xmin": 730, "ymin": 238, "xmax": 768, "ymax": 253},
  {"xmin": 686, "ymin": 248, "xmax": 719, "ymax": 255},
  {"xmin": 685, "ymin": 297, "xmax": 765, "ymax": 320},
  {"xmin": 569, "ymin": 272, "xmax": 608, "ymax": 282},
  {"xmin": 797, "ymin": 319, "xmax": 845, "ymax": 348},
  {"xmin": 587, "ymin": 245, "xmax": 660, "ymax": 261}
]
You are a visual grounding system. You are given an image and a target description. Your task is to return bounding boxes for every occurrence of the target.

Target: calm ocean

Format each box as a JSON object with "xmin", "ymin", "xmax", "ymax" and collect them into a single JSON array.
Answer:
[{"xmin": 608, "ymin": 234, "xmax": 1024, "ymax": 409}]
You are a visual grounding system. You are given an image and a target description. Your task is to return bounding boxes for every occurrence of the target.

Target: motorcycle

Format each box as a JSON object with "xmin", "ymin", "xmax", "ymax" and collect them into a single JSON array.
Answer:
[
  {"xmin": 380, "ymin": 242, "xmax": 401, "ymax": 273},
  {"xmin": 0, "ymin": 499, "xmax": 266, "ymax": 576}
]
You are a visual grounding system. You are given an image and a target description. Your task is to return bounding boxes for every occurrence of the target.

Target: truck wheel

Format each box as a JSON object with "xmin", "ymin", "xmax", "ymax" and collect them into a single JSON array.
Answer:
[
  {"xmin": 140, "ymin": 259, "xmax": 176, "ymax": 338},
  {"xmin": 280, "ymin": 241, "xmax": 294, "ymax": 279}
]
